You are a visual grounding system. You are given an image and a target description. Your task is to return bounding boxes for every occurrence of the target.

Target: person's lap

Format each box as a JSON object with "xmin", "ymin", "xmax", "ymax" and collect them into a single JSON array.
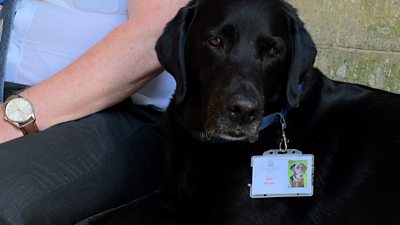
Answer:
[{"xmin": 0, "ymin": 97, "xmax": 165, "ymax": 225}]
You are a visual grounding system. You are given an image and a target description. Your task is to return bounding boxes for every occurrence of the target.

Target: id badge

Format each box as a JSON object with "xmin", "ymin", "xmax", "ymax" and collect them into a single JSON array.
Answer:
[{"xmin": 250, "ymin": 149, "xmax": 314, "ymax": 198}]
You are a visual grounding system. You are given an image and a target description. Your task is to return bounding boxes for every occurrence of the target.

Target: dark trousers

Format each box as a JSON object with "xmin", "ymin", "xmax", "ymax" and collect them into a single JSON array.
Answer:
[{"xmin": 0, "ymin": 83, "xmax": 165, "ymax": 225}]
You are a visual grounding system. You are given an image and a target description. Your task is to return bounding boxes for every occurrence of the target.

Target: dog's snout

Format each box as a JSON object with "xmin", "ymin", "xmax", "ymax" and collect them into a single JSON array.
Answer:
[{"xmin": 227, "ymin": 96, "xmax": 260, "ymax": 125}]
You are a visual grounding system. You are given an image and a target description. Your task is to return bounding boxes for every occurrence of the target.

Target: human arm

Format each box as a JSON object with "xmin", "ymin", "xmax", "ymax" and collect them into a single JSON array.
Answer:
[{"xmin": 0, "ymin": 0, "xmax": 190, "ymax": 143}]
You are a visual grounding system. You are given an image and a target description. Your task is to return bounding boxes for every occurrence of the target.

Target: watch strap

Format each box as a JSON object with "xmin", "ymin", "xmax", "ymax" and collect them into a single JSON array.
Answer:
[{"xmin": 20, "ymin": 120, "xmax": 39, "ymax": 135}]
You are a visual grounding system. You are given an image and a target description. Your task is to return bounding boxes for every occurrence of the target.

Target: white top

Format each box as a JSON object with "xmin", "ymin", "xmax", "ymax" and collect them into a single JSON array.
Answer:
[{"xmin": 5, "ymin": 0, "xmax": 176, "ymax": 110}]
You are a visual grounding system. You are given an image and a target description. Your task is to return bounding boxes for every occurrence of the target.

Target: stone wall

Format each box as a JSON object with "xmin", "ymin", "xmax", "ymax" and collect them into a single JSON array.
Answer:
[{"xmin": 288, "ymin": 0, "xmax": 400, "ymax": 94}]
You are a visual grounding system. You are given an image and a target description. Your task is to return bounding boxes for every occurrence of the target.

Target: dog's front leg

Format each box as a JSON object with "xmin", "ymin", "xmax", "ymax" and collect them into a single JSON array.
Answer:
[{"xmin": 76, "ymin": 189, "xmax": 180, "ymax": 225}]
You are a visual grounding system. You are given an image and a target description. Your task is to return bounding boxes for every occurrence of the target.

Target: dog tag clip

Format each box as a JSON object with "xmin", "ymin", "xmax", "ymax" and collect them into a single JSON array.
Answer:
[{"xmin": 278, "ymin": 113, "xmax": 289, "ymax": 152}]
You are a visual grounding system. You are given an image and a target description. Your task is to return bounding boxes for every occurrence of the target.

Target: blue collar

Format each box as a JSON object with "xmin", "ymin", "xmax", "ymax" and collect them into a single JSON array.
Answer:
[{"xmin": 189, "ymin": 82, "xmax": 304, "ymax": 143}]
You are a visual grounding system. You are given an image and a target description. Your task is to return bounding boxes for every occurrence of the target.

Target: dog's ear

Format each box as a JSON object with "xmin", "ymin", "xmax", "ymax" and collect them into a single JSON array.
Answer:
[
  {"xmin": 155, "ymin": 2, "xmax": 197, "ymax": 105},
  {"xmin": 302, "ymin": 164, "xmax": 307, "ymax": 172},
  {"xmin": 290, "ymin": 163, "xmax": 295, "ymax": 171},
  {"xmin": 283, "ymin": 4, "xmax": 317, "ymax": 108}
]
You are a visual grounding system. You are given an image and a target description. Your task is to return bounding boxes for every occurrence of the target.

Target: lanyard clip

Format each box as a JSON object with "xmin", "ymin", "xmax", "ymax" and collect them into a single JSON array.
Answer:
[{"xmin": 277, "ymin": 113, "xmax": 289, "ymax": 152}]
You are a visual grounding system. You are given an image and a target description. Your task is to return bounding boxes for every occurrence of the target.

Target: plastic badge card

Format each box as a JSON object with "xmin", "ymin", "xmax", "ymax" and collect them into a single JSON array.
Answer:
[{"xmin": 250, "ymin": 149, "xmax": 314, "ymax": 198}]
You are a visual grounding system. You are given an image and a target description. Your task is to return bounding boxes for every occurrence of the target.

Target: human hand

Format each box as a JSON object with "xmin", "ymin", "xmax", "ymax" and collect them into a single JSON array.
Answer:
[{"xmin": 0, "ymin": 104, "xmax": 23, "ymax": 144}]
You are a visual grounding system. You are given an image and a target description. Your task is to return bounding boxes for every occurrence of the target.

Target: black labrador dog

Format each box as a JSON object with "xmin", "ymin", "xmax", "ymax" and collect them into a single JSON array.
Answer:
[{"xmin": 80, "ymin": 0, "xmax": 400, "ymax": 224}]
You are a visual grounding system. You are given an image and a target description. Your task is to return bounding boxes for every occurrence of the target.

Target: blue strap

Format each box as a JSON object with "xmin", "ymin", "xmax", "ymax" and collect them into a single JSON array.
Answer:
[
  {"xmin": 259, "ymin": 82, "xmax": 304, "ymax": 130},
  {"xmin": 0, "ymin": 0, "xmax": 18, "ymax": 102},
  {"xmin": 259, "ymin": 106, "xmax": 290, "ymax": 130}
]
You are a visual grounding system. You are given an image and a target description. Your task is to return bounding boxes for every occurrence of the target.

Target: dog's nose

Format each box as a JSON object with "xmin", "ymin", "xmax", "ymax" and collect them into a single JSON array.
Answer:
[{"xmin": 227, "ymin": 96, "xmax": 259, "ymax": 125}]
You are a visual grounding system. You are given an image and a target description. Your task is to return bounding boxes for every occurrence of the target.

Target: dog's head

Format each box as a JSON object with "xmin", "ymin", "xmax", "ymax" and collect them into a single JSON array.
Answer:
[
  {"xmin": 290, "ymin": 162, "xmax": 307, "ymax": 179},
  {"xmin": 156, "ymin": 0, "xmax": 316, "ymax": 142}
]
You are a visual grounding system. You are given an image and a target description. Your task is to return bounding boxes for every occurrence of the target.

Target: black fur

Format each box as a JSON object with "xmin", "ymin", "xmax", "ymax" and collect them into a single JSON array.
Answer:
[{"xmin": 80, "ymin": 0, "xmax": 400, "ymax": 224}]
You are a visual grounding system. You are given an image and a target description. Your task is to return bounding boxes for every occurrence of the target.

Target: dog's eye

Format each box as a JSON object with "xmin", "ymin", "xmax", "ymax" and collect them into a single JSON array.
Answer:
[
  {"xmin": 208, "ymin": 37, "xmax": 223, "ymax": 48},
  {"xmin": 268, "ymin": 47, "xmax": 279, "ymax": 57}
]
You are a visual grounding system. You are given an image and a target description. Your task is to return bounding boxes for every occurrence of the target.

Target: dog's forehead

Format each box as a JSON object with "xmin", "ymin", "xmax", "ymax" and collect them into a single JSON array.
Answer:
[{"xmin": 195, "ymin": 0, "xmax": 289, "ymax": 36}]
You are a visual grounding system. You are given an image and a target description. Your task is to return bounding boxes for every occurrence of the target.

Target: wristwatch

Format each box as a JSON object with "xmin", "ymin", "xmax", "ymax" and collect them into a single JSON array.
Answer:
[{"xmin": 3, "ymin": 95, "xmax": 39, "ymax": 135}]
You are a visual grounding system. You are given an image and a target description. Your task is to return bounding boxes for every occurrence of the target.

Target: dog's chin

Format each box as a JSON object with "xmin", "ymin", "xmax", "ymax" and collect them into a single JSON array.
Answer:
[
  {"xmin": 218, "ymin": 133, "xmax": 260, "ymax": 143},
  {"xmin": 204, "ymin": 118, "xmax": 262, "ymax": 143}
]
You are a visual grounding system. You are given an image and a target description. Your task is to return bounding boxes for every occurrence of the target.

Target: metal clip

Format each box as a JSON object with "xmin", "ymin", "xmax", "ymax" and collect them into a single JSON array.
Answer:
[{"xmin": 278, "ymin": 113, "xmax": 289, "ymax": 152}]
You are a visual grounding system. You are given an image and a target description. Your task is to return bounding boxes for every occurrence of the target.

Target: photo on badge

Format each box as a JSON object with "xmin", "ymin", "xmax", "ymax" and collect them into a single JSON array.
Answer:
[{"xmin": 288, "ymin": 160, "xmax": 308, "ymax": 188}]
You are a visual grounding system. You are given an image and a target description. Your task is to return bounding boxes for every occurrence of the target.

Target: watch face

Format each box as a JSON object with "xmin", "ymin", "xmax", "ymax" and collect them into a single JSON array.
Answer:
[{"xmin": 5, "ymin": 97, "xmax": 34, "ymax": 123}]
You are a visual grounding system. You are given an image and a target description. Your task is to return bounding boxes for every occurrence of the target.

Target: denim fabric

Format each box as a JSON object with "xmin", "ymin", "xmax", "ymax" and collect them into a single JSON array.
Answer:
[{"xmin": 0, "ymin": 0, "xmax": 18, "ymax": 102}]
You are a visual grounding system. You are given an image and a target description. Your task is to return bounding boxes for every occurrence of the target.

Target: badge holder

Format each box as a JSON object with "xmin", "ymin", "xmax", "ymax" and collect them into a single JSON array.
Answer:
[{"xmin": 250, "ymin": 114, "xmax": 314, "ymax": 198}]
